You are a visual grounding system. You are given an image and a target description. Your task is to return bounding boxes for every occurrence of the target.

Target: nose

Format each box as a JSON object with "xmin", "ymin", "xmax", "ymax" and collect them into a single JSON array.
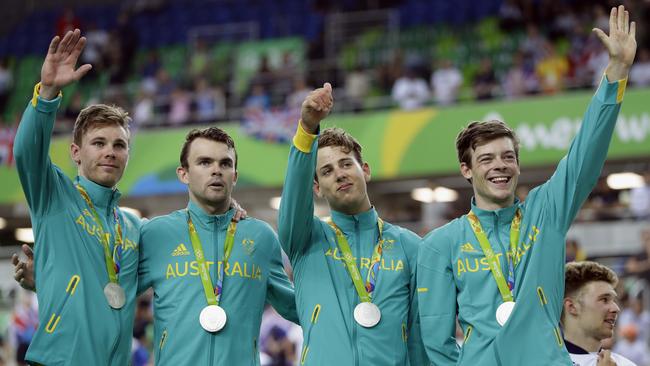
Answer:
[
  {"xmin": 335, "ymin": 167, "xmax": 347, "ymax": 181},
  {"xmin": 612, "ymin": 301, "xmax": 621, "ymax": 314}
]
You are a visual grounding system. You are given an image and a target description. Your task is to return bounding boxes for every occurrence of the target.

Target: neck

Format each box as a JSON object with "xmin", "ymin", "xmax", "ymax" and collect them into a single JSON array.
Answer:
[
  {"xmin": 333, "ymin": 197, "xmax": 372, "ymax": 216},
  {"xmin": 564, "ymin": 323, "xmax": 602, "ymax": 352},
  {"xmin": 474, "ymin": 194, "xmax": 514, "ymax": 211},
  {"xmin": 195, "ymin": 197, "xmax": 231, "ymax": 215},
  {"xmin": 79, "ymin": 172, "xmax": 115, "ymax": 189}
]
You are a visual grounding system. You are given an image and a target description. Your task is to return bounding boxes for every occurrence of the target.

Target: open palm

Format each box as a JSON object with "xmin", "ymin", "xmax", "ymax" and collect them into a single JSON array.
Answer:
[
  {"xmin": 41, "ymin": 29, "xmax": 92, "ymax": 92},
  {"xmin": 593, "ymin": 5, "xmax": 637, "ymax": 67}
]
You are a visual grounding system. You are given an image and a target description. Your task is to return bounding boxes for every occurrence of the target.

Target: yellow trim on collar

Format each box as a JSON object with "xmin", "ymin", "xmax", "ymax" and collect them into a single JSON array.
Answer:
[
  {"xmin": 292, "ymin": 120, "xmax": 317, "ymax": 153},
  {"xmin": 31, "ymin": 82, "xmax": 62, "ymax": 107}
]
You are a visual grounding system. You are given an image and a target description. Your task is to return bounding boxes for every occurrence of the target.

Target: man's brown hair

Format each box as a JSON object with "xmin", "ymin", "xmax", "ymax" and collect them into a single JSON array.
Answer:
[
  {"xmin": 179, "ymin": 127, "xmax": 237, "ymax": 169},
  {"xmin": 455, "ymin": 120, "xmax": 519, "ymax": 167},
  {"xmin": 317, "ymin": 127, "xmax": 363, "ymax": 164},
  {"xmin": 72, "ymin": 104, "xmax": 131, "ymax": 146},
  {"xmin": 565, "ymin": 261, "xmax": 618, "ymax": 299}
]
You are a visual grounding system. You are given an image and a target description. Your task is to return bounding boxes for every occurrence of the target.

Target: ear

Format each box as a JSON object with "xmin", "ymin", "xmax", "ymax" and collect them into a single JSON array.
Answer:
[
  {"xmin": 313, "ymin": 179, "xmax": 322, "ymax": 198},
  {"xmin": 176, "ymin": 166, "xmax": 189, "ymax": 185},
  {"xmin": 232, "ymin": 170, "xmax": 238, "ymax": 186},
  {"xmin": 563, "ymin": 297, "xmax": 579, "ymax": 317},
  {"xmin": 362, "ymin": 162, "xmax": 371, "ymax": 182},
  {"xmin": 70, "ymin": 143, "xmax": 81, "ymax": 166},
  {"xmin": 460, "ymin": 162, "xmax": 473, "ymax": 180}
]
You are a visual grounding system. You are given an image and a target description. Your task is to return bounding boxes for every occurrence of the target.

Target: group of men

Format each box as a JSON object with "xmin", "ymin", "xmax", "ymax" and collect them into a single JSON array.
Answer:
[{"xmin": 11, "ymin": 5, "xmax": 640, "ymax": 366}]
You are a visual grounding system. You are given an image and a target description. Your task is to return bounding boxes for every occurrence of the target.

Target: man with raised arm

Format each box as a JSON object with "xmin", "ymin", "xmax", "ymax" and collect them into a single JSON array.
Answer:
[
  {"xmin": 13, "ymin": 29, "xmax": 141, "ymax": 365},
  {"xmin": 278, "ymin": 83, "xmax": 426, "ymax": 365},
  {"xmin": 417, "ymin": 5, "xmax": 637, "ymax": 365}
]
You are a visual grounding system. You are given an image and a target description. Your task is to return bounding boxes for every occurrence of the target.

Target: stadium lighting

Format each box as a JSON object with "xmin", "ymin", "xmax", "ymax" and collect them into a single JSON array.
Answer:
[
  {"xmin": 606, "ymin": 172, "xmax": 644, "ymax": 190},
  {"xmin": 411, "ymin": 187, "xmax": 458, "ymax": 203},
  {"xmin": 121, "ymin": 207, "xmax": 142, "ymax": 218},
  {"xmin": 0, "ymin": 217, "xmax": 6, "ymax": 230},
  {"xmin": 15, "ymin": 228, "xmax": 34, "ymax": 243},
  {"xmin": 270, "ymin": 196, "xmax": 282, "ymax": 210}
]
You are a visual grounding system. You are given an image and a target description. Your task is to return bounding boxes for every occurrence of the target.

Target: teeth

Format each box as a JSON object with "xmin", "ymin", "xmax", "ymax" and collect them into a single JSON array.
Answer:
[{"xmin": 490, "ymin": 177, "xmax": 509, "ymax": 183}]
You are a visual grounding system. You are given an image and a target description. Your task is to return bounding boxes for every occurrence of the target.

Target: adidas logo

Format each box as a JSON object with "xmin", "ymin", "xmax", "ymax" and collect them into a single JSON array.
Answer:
[
  {"xmin": 172, "ymin": 243, "xmax": 190, "ymax": 256},
  {"xmin": 460, "ymin": 242, "xmax": 477, "ymax": 253}
]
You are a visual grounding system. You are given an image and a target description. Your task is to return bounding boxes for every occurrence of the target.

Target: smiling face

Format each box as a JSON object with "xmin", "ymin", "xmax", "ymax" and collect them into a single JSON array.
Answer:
[
  {"xmin": 571, "ymin": 281, "xmax": 620, "ymax": 341},
  {"xmin": 314, "ymin": 146, "xmax": 371, "ymax": 215},
  {"xmin": 460, "ymin": 136, "xmax": 520, "ymax": 210},
  {"xmin": 71, "ymin": 125, "xmax": 129, "ymax": 188},
  {"xmin": 177, "ymin": 138, "xmax": 237, "ymax": 215}
]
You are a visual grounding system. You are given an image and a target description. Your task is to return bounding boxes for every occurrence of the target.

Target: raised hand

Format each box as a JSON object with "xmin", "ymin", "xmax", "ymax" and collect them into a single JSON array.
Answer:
[
  {"xmin": 593, "ymin": 5, "xmax": 637, "ymax": 81},
  {"xmin": 300, "ymin": 83, "xmax": 334, "ymax": 134},
  {"xmin": 596, "ymin": 350, "xmax": 617, "ymax": 366},
  {"xmin": 40, "ymin": 29, "xmax": 92, "ymax": 100},
  {"xmin": 12, "ymin": 244, "xmax": 35, "ymax": 291}
]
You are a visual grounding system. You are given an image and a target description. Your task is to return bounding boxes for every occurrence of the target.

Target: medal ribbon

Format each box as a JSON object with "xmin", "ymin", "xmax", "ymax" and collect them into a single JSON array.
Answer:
[
  {"xmin": 76, "ymin": 185, "xmax": 123, "ymax": 284},
  {"xmin": 466, "ymin": 209, "xmax": 521, "ymax": 303},
  {"xmin": 187, "ymin": 212, "xmax": 237, "ymax": 306},
  {"xmin": 326, "ymin": 218, "xmax": 384, "ymax": 303}
]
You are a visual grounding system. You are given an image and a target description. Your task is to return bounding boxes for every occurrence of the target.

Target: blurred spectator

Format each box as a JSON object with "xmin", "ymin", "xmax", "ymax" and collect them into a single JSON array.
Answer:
[
  {"xmin": 275, "ymin": 51, "xmax": 300, "ymax": 102},
  {"xmin": 111, "ymin": 11, "xmax": 138, "ymax": 84},
  {"xmin": 285, "ymin": 78, "xmax": 311, "ymax": 110},
  {"xmin": 56, "ymin": 8, "xmax": 81, "ymax": 36},
  {"xmin": 344, "ymin": 66, "xmax": 370, "ymax": 112},
  {"xmin": 168, "ymin": 87, "xmax": 192, "ymax": 125},
  {"xmin": 11, "ymin": 291, "xmax": 38, "ymax": 366},
  {"xmin": 584, "ymin": 177, "xmax": 622, "ymax": 221},
  {"xmin": 391, "ymin": 67, "xmax": 430, "ymax": 110},
  {"xmin": 613, "ymin": 324, "xmax": 650, "ymax": 366},
  {"xmin": 520, "ymin": 24, "xmax": 547, "ymax": 63},
  {"xmin": 593, "ymin": 5, "xmax": 610, "ymax": 34},
  {"xmin": 473, "ymin": 58, "xmax": 498, "ymax": 100},
  {"xmin": 587, "ymin": 46, "xmax": 609, "ymax": 87},
  {"xmin": 536, "ymin": 42, "xmax": 569, "ymax": 94},
  {"xmin": 250, "ymin": 55, "xmax": 276, "ymax": 99},
  {"xmin": 0, "ymin": 59, "xmax": 13, "ymax": 114},
  {"xmin": 630, "ymin": 48, "xmax": 650, "ymax": 87},
  {"xmin": 140, "ymin": 50, "xmax": 162, "ymax": 93},
  {"xmin": 566, "ymin": 239, "xmax": 587, "ymax": 262},
  {"xmin": 377, "ymin": 51, "xmax": 404, "ymax": 94},
  {"xmin": 566, "ymin": 24, "xmax": 591, "ymax": 89},
  {"xmin": 502, "ymin": 52, "xmax": 530, "ymax": 99},
  {"xmin": 259, "ymin": 307, "xmax": 299, "ymax": 366},
  {"xmin": 431, "ymin": 59, "xmax": 462, "ymax": 106},
  {"xmin": 629, "ymin": 172, "xmax": 650, "ymax": 220},
  {"xmin": 498, "ymin": 0, "xmax": 523, "ymax": 31},
  {"xmin": 193, "ymin": 78, "xmax": 226, "ymax": 121},
  {"xmin": 617, "ymin": 296, "xmax": 650, "ymax": 346},
  {"xmin": 245, "ymin": 84, "xmax": 271, "ymax": 111},
  {"xmin": 133, "ymin": 89, "xmax": 155, "ymax": 126},
  {"xmin": 154, "ymin": 69, "xmax": 176, "ymax": 99},
  {"xmin": 189, "ymin": 39, "xmax": 211, "ymax": 80},
  {"xmin": 625, "ymin": 229, "xmax": 650, "ymax": 285},
  {"xmin": 80, "ymin": 22, "xmax": 109, "ymax": 80},
  {"xmin": 132, "ymin": 295, "xmax": 152, "ymax": 366}
]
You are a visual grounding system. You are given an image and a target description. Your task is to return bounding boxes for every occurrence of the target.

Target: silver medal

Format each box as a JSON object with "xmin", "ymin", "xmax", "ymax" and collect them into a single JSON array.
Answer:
[
  {"xmin": 199, "ymin": 305, "xmax": 227, "ymax": 332},
  {"xmin": 496, "ymin": 301, "xmax": 516, "ymax": 326},
  {"xmin": 353, "ymin": 302, "xmax": 381, "ymax": 328},
  {"xmin": 104, "ymin": 283, "xmax": 126, "ymax": 309}
]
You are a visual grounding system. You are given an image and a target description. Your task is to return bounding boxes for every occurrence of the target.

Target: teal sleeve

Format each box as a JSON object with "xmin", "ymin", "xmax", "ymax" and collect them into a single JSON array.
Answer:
[
  {"xmin": 13, "ymin": 97, "xmax": 63, "ymax": 217},
  {"xmin": 537, "ymin": 77, "xmax": 624, "ymax": 232},
  {"xmin": 277, "ymin": 140, "xmax": 318, "ymax": 261},
  {"xmin": 137, "ymin": 223, "xmax": 153, "ymax": 295},
  {"xmin": 266, "ymin": 232, "xmax": 299, "ymax": 324},
  {"xmin": 403, "ymin": 232, "xmax": 429, "ymax": 366},
  {"xmin": 417, "ymin": 230, "xmax": 460, "ymax": 365}
]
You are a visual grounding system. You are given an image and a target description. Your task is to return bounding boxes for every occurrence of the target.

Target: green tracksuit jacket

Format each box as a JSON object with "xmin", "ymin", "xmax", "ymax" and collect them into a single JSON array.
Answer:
[
  {"xmin": 14, "ymin": 94, "xmax": 140, "ymax": 365},
  {"xmin": 278, "ymin": 125, "xmax": 428, "ymax": 365},
  {"xmin": 138, "ymin": 201, "xmax": 298, "ymax": 366},
  {"xmin": 417, "ymin": 76, "xmax": 627, "ymax": 366}
]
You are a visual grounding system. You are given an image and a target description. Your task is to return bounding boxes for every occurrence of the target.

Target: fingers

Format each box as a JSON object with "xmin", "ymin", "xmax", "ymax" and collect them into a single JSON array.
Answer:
[
  {"xmin": 592, "ymin": 28, "xmax": 608, "ymax": 45},
  {"xmin": 630, "ymin": 21, "xmax": 636, "ymax": 39},
  {"xmin": 64, "ymin": 29, "xmax": 81, "ymax": 55},
  {"xmin": 609, "ymin": 7, "xmax": 617, "ymax": 34},
  {"xmin": 69, "ymin": 36, "xmax": 87, "ymax": 61},
  {"xmin": 73, "ymin": 64, "xmax": 93, "ymax": 81},
  {"xmin": 11, "ymin": 253, "xmax": 18, "ymax": 266},
  {"xmin": 48, "ymin": 36, "xmax": 61, "ymax": 55},
  {"xmin": 58, "ymin": 30, "xmax": 75, "ymax": 56},
  {"xmin": 617, "ymin": 5, "xmax": 625, "ymax": 34},
  {"xmin": 22, "ymin": 244, "xmax": 33, "ymax": 260},
  {"xmin": 624, "ymin": 9, "xmax": 629, "ymax": 34}
]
